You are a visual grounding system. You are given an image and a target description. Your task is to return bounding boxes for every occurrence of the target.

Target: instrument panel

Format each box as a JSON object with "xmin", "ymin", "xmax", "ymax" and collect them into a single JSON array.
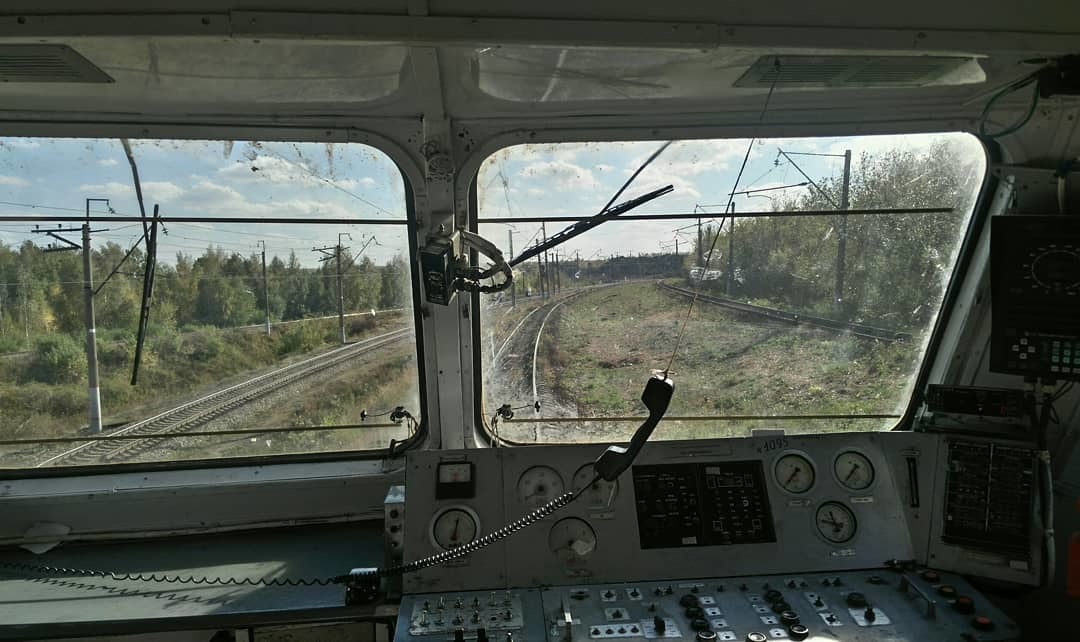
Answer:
[{"xmin": 402, "ymin": 432, "xmax": 917, "ymax": 593}]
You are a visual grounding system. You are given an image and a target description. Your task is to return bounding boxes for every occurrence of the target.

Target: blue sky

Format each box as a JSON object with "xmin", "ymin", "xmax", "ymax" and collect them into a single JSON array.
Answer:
[
  {"xmin": 0, "ymin": 133, "xmax": 983, "ymax": 270},
  {"xmin": 0, "ymin": 138, "xmax": 408, "ymax": 268},
  {"xmin": 477, "ymin": 133, "xmax": 984, "ymax": 264}
]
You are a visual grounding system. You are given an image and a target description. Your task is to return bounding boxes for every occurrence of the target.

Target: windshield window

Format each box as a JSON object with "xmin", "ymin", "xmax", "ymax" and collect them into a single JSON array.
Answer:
[
  {"xmin": 477, "ymin": 134, "xmax": 984, "ymax": 443},
  {"xmin": 0, "ymin": 137, "xmax": 418, "ymax": 468}
]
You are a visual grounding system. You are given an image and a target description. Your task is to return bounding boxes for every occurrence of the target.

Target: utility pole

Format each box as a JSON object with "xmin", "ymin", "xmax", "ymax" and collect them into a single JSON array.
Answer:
[
  {"xmin": 257, "ymin": 240, "xmax": 271, "ymax": 336},
  {"xmin": 508, "ymin": 229, "xmax": 516, "ymax": 306},
  {"xmin": 313, "ymin": 233, "xmax": 350, "ymax": 344},
  {"xmin": 536, "ymin": 253, "xmax": 544, "ymax": 298},
  {"xmin": 726, "ymin": 203, "xmax": 736, "ymax": 296},
  {"xmin": 33, "ymin": 206, "xmax": 109, "ymax": 434},
  {"xmin": 541, "ymin": 222, "xmax": 550, "ymax": 298},
  {"xmin": 836, "ymin": 149, "xmax": 852, "ymax": 314},
  {"xmin": 554, "ymin": 251, "xmax": 561, "ymax": 293}
]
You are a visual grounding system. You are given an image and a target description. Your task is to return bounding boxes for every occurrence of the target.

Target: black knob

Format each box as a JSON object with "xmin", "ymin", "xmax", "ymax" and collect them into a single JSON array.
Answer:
[
  {"xmin": 611, "ymin": 610, "xmax": 623, "ymax": 619},
  {"xmin": 680, "ymin": 594, "xmax": 699, "ymax": 608},
  {"xmin": 716, "ymin": 585, "xmax": 725, "ymax": 592},
  {"xmin": 739, "ymin": 584, "xmax": 748, "ymax": 592},
  {"xmin": 690, "ymin": 618, "xmax": 710, "ymax": 632},
  {"xmin": 812, "ymin": 598, "xmax": 824, "ymax": 608},
  {"xmin": 653, "ymin": 616, "xmax": 666, "ymax": 635},
  {"xmin": 771, "ymin": 601, "xmax": 791, "ymax": 614},
  {"xmin": 864, "ymin": 607, "xmax": 876, "ymax": 623},
  {"xmin": 786, "ymin": 580, "xmax": 797, "ymax": 589},
  {"xmin": 845, "ymin": 592, "xmax": 868, "ymax": 608},
  {"xmin": 477, "ymin": 629, "xmax": 488, "ymax": 642},
  {"xmin": 696, "ymin": 632, "xmax": 717, "ymax": 642},
  {"xmin": 954, "ymin": 596, "xmax": 975, "ymax": 614},
  {"xmin": 780, "ymin": 611, "xmax": 799, "ymax": 625},
  {"xmin": 691, "ymin": 586, "xmax": 700, "ymax": 594},
  {"xmin": 972, "ymin": 615, "xmax": 994, "ymax": 631},
  {"xmin": 788, "ymin": 624, "xmax": 809, "ymax": 641},
  {"xmin": 746, "ymin": 633, "xmax": 767, "ymax": 642},
  {"xmin": 867, "ymin": 575, "xmax": 885, "ymax": 585},
  {"xmin": 831, "ymin": 577, "xmax": 843, "ymax": 586},
  {"xmin": 764, "ymin": 589, "xmax": 783, "ymax": 603}
]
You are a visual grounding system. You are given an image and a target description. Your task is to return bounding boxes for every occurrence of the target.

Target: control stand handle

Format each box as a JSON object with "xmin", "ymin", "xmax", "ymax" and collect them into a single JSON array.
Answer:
[{"xmin": 898, "ymin": 575, "xmax": 937, "ymax": 620}]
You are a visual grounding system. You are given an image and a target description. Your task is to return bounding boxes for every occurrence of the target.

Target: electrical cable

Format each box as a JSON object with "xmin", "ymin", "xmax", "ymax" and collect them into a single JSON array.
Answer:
[
  {"xmin": 663, "ymin": 57, "xmax": 782, "ymax": 376},
  {"xmin": 978, "ymin": 74, "xmax": 1041, "ymax": 139}
]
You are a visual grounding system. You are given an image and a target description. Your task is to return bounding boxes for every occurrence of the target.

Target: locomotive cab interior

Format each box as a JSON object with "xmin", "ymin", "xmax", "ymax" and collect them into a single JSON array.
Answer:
[{"xmin": 0, "ymin": 2, "xmax": 1079, "ymax": 641}]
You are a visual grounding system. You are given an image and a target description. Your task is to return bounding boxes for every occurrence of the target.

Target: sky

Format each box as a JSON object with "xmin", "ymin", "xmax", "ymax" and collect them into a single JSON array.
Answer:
[
  {"xmin": 476, "ymin": 133, "xmax": 985, "ymax": 265},
  {"xmin": 0, "ymin": 138, "xmax": 408, "ymax": 268},
  {"xmin": 0, "ymin": 133, "xmax": 984, "ymax": 272}
]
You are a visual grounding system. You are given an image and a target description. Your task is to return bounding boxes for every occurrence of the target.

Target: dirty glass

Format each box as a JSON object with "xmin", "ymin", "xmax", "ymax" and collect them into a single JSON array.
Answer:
[
  {"xmin": 477, "ymin": 133, "xmax": 985, "ymax": 443},
  {"xmin": 0, "ymin": 137, "xmax": 419, "ymax": 468}
]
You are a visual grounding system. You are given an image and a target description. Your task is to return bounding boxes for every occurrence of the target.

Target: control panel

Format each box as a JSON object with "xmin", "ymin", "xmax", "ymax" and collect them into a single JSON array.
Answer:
[
  {"xmin": 393, "ymin": 430, "xmax": 1036, "ymax": 642},
  {"xmin": 402, "ymin": 433, "xmax": 916, "ymax": 594},
  {"xmin": 990, "ymin": 214, "xmax": 1080, "ymax": 380},
  {"xmin": 395, "ymin": 569, "xmax": 1017, "ymax": 642}
]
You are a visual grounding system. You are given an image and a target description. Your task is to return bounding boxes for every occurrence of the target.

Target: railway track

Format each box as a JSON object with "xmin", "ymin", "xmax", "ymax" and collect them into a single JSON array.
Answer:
[
  {"xmin": 657, "ymin": 282, "xmax": 911, "ymax": 343},
  {"xmin": 35, "ymin": 327, "xmax": 413, "ymax": 467}
]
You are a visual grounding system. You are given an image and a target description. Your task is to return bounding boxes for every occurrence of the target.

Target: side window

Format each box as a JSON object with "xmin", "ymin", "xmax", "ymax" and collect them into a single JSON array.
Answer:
[{"xmin": 0, "ymin": 138, "xmax": 420, "ymax": 468}]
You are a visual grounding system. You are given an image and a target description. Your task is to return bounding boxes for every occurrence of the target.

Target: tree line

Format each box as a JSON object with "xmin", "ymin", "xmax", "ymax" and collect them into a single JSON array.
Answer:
[
  {"xmin": 690, "ymin": 140, "xmax": 981, "ymax": 331},
  {"xmin": 0, "ymin": 241, "xmax": 410, "ymax": 350}
]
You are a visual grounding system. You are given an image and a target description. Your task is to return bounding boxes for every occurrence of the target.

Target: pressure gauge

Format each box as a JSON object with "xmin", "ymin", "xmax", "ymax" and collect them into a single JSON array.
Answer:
[
  {"xmin": 774, "ymin": 453, "xmax": 816, "ymax": 494},
  {"xmin": 1028, "ymin": 246, "xmax": 1080, "ymax": 294},
  {"xmin": 429, "ymin": 506, "xmax": 480, "ymax": 551},
  {"xmin": 573, "ymin": 464, "xmax": 618, "ymax": 510},
  {"xmin": 516, "ymin": 465, "xmax": 565, "ymax": 510},
  {"xmin": 548, "ymin": 517, "xmax": 597, "ymax": 563},
  {"xmin": 834, "ymin": 451, "xmax": 875, "ymax": 491},
  {"xmin": 815, "ymin": 502, "xmax": 857, "ymax": 543}
]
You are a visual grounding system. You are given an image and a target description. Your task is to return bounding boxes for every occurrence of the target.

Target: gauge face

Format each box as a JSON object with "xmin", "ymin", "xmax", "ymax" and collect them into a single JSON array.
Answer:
[
  {"xmin": 516, "ymin": 465, "xmax": 565, "ymax": 510},
  {"xmin": 834, "ymin": 451, "xmax": 875, "ymax": 491},
  {"xmin": 430, "ymin": 506, "xmax": 479, "ymax": 550},
  {"xmin": 1029, "ymin": 247, "xmax": 1080, "ymax": 293},
  {"xmin": 572, "ymin": 464, "xmax": 618, "ymax": 510},
  {"xmin": 815, "ymin": 502, "xmax": 857, "ymax": 543},
  {"xmin": 548, "ymin": 517, "xmax": 597, "ymax": 563},
  {"xmin": 774, "ymin": 453, "xmax": 815, "ymax": 494}
]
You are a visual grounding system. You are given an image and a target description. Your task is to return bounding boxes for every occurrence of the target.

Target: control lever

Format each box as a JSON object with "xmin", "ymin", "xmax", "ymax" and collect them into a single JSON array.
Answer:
[
  {"xmin": 594, "ymin": 376, "xmax": 674, "ymax": 481},
  {"xmin": 898, "ymin": 575, "xmax": 937, "ymax": 619}
]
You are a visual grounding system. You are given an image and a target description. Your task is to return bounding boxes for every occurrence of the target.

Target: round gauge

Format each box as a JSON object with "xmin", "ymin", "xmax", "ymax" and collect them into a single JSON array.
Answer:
[
  {"xmin": 548, "ymin": 517, "xmax": 597, "ymax": 563},
  {"xmin": 815, "ymin": 502, "xmax": 858, "ymax": 543},
  {"xmin": 1029, "ymin": 247, "xmax": 1080, "ymax": 294},
  {"xmin": 774, "ymin": 453, "xmax": 816, "ymax": 494},
  {"xmin": 572, "ymin": 464, "xmax": 618, "ymax": 510},
  {"xmin": 834, "ymin": 451, "xmax": 875, "ymax": 491},
  {"xmin": 516, "ymin": 465, "xmax": 566, "ymax": 510},
  {"xmin": 429, "ymin": 506, "xmax": 480, "ymax": 551}
]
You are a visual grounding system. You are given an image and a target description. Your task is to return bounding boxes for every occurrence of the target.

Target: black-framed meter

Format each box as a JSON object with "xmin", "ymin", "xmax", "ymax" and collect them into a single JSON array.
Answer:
[{"xmin": 436, "ymin": 461, "xmax": 475, "ymax": 499}]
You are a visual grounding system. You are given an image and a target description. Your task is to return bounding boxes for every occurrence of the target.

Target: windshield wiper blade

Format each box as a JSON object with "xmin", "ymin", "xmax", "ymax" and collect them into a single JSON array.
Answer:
[{"xmin": 509, "ymin": 184, "xmax": 673, "ymax": 268}]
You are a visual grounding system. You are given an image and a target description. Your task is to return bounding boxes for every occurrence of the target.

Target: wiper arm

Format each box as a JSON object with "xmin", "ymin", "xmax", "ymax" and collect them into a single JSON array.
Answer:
[{"xmin": 509, "ymin": 184, "xmax": 673, "ymax": 268}]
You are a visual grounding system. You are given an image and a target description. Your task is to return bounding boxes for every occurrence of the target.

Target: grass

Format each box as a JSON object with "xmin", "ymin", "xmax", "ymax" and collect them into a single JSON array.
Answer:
[
  {"xmin": 508, "ymin": 281, "xmax": 922, "ymax": 443},
  {"xmin": 0, "ymin": 312, "xmax": 416, "ymax": 451}
]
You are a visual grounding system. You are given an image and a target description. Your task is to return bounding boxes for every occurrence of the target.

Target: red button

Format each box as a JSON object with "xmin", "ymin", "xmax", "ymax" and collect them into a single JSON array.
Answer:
[
  {"xmin": 954, "ymin": 596, "xmax": 975, "ymax": 613},
  {"xmin": 972, "ymin": 616, "xmax": 995, "ymax": 631},
  {"xmin": 921, "ymin": 570, "xmax": 940, "ymax": 583}
]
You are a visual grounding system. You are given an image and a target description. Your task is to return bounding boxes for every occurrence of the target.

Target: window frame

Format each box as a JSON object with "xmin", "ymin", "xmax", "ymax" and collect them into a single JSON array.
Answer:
[
  {"xmin": 0, "ymin": 126, "xmax": 429, "ymax": 499},
  {"xmin": 467, "ymin": 132, "xmax": 994, "ymax": 444}
]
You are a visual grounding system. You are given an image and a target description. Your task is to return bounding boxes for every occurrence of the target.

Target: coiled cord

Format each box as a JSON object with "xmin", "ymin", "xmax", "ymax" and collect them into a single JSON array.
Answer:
[{"xmin": 0, "ymin": 475, "xmax": 597, "ymax": 587}]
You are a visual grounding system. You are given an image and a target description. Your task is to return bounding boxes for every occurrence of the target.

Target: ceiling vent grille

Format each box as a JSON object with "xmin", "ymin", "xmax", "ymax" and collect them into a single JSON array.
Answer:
[
  {"xmin": 0, "ymin": 44, "xmax": 113, "ymax": 83},
  {"xmin": 734, "ymin": 55, "xmax": 974, "ymax": 88}
]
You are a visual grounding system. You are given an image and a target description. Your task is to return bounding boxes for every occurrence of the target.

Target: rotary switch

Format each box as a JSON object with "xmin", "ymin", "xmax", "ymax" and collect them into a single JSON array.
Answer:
[{"xmin": 788, "ymin": 624, "xmax": 810, "ymax": 641}]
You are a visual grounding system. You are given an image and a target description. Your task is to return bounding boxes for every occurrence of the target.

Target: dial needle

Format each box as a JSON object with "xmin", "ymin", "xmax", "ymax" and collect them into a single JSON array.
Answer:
[
  {"xmin": 844, "ymin": 463, "xmax": 860, "ymax": 481},
  {"xmin": 785, "ymin": 467, "xmax": 802, "ymax": 485},
  {"xmin": 451, "ymin": 517, "xmax": 460, "ymax": 541}
]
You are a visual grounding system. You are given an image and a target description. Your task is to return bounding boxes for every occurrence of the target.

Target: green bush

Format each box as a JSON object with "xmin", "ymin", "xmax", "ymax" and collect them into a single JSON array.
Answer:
[
  {"xmin": 277, "ymin": 323, "xmax": 323, "ymax": 356},
  {"xmin": 29, "ymin": 335, "xmax": 87, "ymax": 384}
]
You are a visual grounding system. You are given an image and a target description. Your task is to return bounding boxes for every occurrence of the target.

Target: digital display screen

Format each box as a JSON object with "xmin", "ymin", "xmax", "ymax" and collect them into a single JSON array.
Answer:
[{"xmin": 632, "ymin": 461, "xmax": 775, "ymax": 549}]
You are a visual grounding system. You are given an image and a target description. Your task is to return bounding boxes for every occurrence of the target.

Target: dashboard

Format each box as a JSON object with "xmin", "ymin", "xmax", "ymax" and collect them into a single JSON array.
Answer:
[{"xmin": 390, "ymin": 430, "xmax": 1037, "ymax": 642}]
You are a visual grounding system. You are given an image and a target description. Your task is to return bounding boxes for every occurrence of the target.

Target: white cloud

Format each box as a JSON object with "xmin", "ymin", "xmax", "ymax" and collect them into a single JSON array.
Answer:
[
  {"xmin": 97, "ymin": 159, "xmax": 119, "ymax": 167},
  {"xmin": 596, "ymin": 164, "xmax": 615, "ymax": 173},
  {"xmin": 519, "ymin": 160, "xmax": 601, "ymax": 191},
  {"xmin": 217, "ymin": 154, "xmax": 365, "ymax": 195},
  {"xmin": 78, "ymin": 181, "xmax": 133, "ymax": 198},
  {"xmin": 142, "ymin": 181, "xmax": 184, "ymax": 203},
  {"xmin": 0, "ymin": 175, "xmax": 29, "ymax": 187}
]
